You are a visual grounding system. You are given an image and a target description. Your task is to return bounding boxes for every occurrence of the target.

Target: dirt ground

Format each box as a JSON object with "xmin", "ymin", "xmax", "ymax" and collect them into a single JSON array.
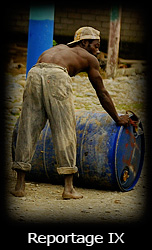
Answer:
[
  {"xmin": 4, "ymin": 48, "xmax": 148, "ymax": 224},
  {"xmin": 6, "ymin": 168, "xmax": 147, "ymax": 224}
]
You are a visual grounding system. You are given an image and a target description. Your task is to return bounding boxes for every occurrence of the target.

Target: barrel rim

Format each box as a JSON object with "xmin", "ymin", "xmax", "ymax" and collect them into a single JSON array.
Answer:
[{"xmin": 114, "ymin": 123, "xmax": 145, "ymax": 191}]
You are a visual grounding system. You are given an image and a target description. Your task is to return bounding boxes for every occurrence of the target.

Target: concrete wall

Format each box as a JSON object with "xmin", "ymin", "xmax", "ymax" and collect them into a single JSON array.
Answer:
[
  {"xmin": 8, "ymin": 5, "xmax": 146, "ymax": 44},
  {"xmin": 54, "ymin": 6, "xmax": 145, "ymax": 43}
]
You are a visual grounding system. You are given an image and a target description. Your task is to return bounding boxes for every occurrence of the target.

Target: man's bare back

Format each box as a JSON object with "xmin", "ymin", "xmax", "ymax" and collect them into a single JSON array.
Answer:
[{"xmin": 37, "ymin": 44, "xmax": 97, "ymax": 77}]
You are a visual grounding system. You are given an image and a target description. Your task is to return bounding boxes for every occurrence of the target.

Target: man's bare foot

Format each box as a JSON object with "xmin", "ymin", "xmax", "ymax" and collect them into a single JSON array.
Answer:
[
  {"xmin": 63, "ymin": 174, "xmax": 83, "ymax": 199},
  {"xmin": 10, "ymin": 190, "xmax": 25, "ymax": 197},
  {"xmin": 11, "ymin": 170, "xmax": 26, "ymax": 197},
  {"xmin": 62, "ymin": 187, "xmax": 83, "ymax": 199}
]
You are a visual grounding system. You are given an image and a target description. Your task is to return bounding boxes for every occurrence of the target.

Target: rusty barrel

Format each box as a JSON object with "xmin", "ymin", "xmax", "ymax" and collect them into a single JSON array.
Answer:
[{"xmin": 12, "ymin": 111, "xmax": 145, "ymax": 191}]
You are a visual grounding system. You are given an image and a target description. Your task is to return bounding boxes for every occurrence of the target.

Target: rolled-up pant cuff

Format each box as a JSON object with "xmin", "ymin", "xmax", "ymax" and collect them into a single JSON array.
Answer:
[
  {"xmin": 12, "ymin": 162, "xmax": 31, "ymax": 172},
  {"xmin": 57, "ymin": 166, "xmax": 78, "ymax": 175}
]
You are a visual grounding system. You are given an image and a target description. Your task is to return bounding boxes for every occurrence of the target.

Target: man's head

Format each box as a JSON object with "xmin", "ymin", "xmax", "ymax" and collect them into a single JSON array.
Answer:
[
  {"xmin": 79, "ymin": 39, "xmax": 100, "ymax": 57},
  {"xmin": 67, "ymin": 27, "xmax": 100, "ymax": 57}
]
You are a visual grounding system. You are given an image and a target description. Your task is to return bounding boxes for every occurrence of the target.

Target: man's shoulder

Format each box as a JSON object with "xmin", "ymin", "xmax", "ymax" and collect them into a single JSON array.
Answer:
[
  {"xmin": 71, "ymin": 47, "xmax": 98, "ymax": 62},
  {"xmin": 86, "ymin": 53, "xmax": 100, "ymax": 69}
]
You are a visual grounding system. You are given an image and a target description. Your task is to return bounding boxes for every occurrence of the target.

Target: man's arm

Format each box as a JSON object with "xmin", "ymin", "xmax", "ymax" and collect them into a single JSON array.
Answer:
[{"xmin": 87, "ymin": 58, "xmax": 129, "ymax": 126}]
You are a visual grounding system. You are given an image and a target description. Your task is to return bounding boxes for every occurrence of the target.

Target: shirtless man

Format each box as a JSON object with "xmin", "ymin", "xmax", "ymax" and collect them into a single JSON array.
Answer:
[{"xmin": 11, "ymin": 27, "xmax": 129, "ymax": 199}]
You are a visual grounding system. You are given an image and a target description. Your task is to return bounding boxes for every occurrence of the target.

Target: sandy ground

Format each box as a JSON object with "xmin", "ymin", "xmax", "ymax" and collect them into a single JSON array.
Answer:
[
  {"xmin": 6, "ymin": 169, "xmax": 147, "ymax": 224},
  {"xmin": 4, "ymin": 61, "xmax": 148, "ymax": 224}
]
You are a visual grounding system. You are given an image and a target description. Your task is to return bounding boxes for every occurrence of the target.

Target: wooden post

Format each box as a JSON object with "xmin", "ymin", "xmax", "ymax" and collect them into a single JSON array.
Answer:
[
  {"xmin": 26, "ymin": 4, "xmax": 55, "ymax": 76},
  {"xmin": 106, "ymin": 5, "xmax": 122, "ymax": 78}
]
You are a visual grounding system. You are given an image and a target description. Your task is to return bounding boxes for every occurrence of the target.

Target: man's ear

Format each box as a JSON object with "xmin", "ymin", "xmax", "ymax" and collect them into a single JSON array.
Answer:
[{"xmin": 81, "ymin": 39, "xmax": 89, "ymax": 47}]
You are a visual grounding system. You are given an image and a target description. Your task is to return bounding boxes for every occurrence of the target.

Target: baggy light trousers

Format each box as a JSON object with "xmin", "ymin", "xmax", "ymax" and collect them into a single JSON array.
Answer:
[{"xmin": 12, "ymin": 63, "xmax": 78, "ymax": 175}]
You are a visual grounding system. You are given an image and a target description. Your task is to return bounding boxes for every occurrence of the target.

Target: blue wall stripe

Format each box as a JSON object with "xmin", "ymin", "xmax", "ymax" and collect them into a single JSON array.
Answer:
[{"xmin": 26, "ymin": 5, "xmax": 54, "ymax": 76}]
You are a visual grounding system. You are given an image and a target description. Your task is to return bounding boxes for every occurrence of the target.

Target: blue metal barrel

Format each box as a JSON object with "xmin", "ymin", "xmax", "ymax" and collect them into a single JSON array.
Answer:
[{"xmin": 12, "ymin": 111, "xmax": 144, "ymax": 191}]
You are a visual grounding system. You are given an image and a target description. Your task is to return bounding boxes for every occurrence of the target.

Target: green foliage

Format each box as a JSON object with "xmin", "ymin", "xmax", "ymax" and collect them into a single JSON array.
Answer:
[{"xmin": 53, "ymin": 40, "xmax": 58, "ymax": 46}]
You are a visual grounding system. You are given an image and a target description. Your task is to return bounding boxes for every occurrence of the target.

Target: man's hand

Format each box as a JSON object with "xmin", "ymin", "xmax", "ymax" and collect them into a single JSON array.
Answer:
[{"xmin": 116, "ymin": 114, "xmax": 130, "ymax": 127}]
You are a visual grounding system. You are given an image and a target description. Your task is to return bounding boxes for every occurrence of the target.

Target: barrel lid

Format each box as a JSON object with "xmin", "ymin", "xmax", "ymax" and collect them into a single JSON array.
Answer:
[{"xmin": 115, "ymin": 119, "xmax": 144, "ymax": 191}]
